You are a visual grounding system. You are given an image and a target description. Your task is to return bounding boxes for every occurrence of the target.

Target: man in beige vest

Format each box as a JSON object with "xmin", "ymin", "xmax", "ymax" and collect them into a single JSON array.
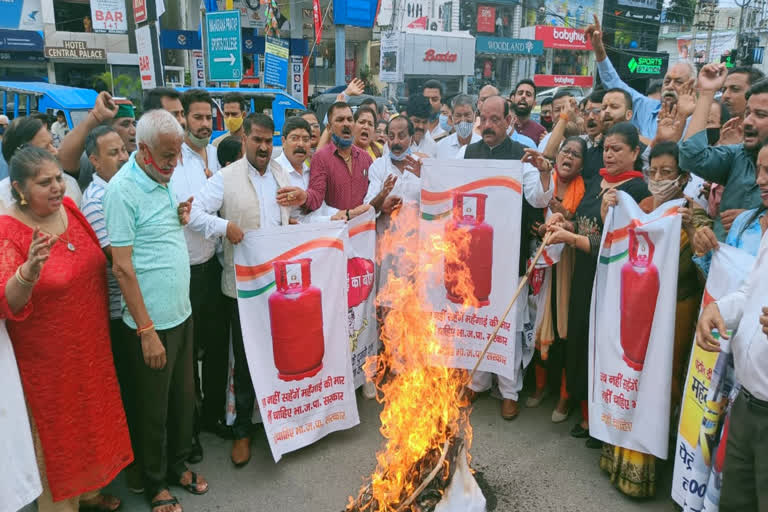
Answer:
[{"xmin": 185, "ymin": 113, "xmax": 306, "ymax": 467}]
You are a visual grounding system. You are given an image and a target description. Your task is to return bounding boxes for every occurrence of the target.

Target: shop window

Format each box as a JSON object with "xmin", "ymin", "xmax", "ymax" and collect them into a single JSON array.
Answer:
[{"xmin": 54, "ymin": 0, "xmax": 93, "ymax": 33}]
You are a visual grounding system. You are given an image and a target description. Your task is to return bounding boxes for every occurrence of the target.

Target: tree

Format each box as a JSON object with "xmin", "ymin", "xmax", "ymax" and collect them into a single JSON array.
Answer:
[
  {"xmin": 666, "ymin": 0, "xmax": 698, "ymax": 26},
  {"xmin": 93, "ymin": 72, "xmax": 143, "ymax": 111}
]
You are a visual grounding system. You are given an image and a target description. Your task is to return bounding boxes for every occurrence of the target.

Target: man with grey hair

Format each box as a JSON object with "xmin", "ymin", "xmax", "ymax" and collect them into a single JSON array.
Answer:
[
  {"xmin": 105, "ymin": 109, "xmax": 210, "ymax": 511},
  {"xmin": 436, "ymin": 94, "xmax": 481, "ymax": 159},
  {"xmin": 586, "ymin": 14, "xmax": 696, "ymax": 139}
]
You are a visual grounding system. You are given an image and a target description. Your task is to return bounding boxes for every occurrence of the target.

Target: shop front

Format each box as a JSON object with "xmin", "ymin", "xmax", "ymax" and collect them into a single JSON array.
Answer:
[
  {"xmin": 44, "ymin": 40, "xmax": 110, "ymax": 89},
  {"xmin": 0, "ymin": 29, "xmax": 47, "ymax": 81},
  {"xmin": 474, "ymin": 35, "xmax": 542, "ymax": 93},
  {"xmin": 399, "ymin": 30, "xmax": 475, "ymax": 97},
  {"xmin": 518, "ymin": 25, "xmax": 593, "ymax": 91}
]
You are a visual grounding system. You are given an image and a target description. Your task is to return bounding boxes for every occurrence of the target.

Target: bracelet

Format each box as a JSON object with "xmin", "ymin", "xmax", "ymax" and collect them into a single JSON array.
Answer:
[
  {"xmin": 559, "ymin": 112, "xmax": 569, "ymax": 122},
  {"xmin": 14, "ymin": 266, "xmax": 35, "ymax": 287},
  {"xmin": 137, "ymin": 323, "xmax": 155, "ymax": 336}
]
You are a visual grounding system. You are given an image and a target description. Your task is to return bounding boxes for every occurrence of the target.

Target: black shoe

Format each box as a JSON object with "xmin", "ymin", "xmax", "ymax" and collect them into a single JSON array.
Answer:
[
  {"xmin": 187, "ymin": 436, "xmax": 204, "ymax": 464},
  {"xmin": 202, "ymin": 419, "xmax": 234, "ymax": 440},
  {"xmin": 570, "ymin": 422, "xmax": 589, "ymax": 438},
  {"xmin": 585, "ymin": 436, "xmax": 603, "ymax": 449}
]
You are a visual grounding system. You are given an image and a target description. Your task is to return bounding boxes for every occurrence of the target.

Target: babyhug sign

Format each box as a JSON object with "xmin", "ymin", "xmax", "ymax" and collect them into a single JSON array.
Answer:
[
  {"xmin": 234, "ymin": 223, "xmax": 359, "ymax": 461},
  {"xmin": 419, "ymin": 159, "xmax": 523, "ymax": 380},
  {"xmin": 589, "ymin": 193, "xmax": 684, "ymax": 458},
  {"xmin": 535, "ymin": 25, "xmax": 593, "ymax": 50}
]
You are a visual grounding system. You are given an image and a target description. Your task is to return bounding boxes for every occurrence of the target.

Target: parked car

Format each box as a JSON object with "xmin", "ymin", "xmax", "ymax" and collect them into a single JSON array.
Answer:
[{"xmin": 535, "ymin": 86, "xmax": 589, "ymax": 104}]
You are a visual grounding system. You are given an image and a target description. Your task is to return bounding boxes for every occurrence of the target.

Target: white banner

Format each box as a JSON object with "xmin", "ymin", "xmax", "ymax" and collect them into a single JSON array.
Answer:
[
  {"xmin": 419, "ymin": 159, "xmax": 523, "ymax": 379},
  {"xmin": 379, "ymin": 31, "xmax": 404, "ymax": 83},
  {"xmin": 90, "ymin": 0, "xmax": 128, "ymax": 33},
  {"xmin": 589, "ymin": 193, "xmax": 684, "ymax": 458},
  {"xmin": 346, "ymin": 210, "xmax": 379, "ymax": 388},
  {"xmin": 671, "ymin": 244, "xmax": 755, "ymax": 510},
  {"xmin": 136, "ymin": 25, "xmax": 158, "ymax": 90},
  {"xmin": 234, "ymin": 223, "xmax": 359, "ymax": 462}
]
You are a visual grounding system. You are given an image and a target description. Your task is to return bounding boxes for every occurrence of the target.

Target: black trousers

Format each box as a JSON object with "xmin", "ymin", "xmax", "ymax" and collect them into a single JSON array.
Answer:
[
  {"xmin": 225, "ymin": 297, "xmax": 256, "ymax": 440},
  {"xmin": 122, "ymin": 317, "xmax": 195, "ymax": 494},
  {"xmin": 720, "ymin": 388, "xmax": 768, "ymax": 511},
  {"xmin": 110, "ymin": 318, "xmax": 141, "ymax": 468},
  {"xmin": 189, "ymin": 258, "xmax": 228, "ymax": 431}
]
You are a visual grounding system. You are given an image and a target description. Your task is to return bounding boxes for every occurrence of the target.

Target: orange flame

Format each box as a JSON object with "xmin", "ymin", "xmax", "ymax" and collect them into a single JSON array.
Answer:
[{"xmin": 347, "ymin": 203, "xmax": 479, "ymax": 511}]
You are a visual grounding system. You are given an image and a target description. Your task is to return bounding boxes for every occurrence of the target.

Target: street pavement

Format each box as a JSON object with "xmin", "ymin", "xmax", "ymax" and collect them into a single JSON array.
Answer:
[{"xmin": 100, "ymin": 388, "xmax": 679, "ymax": 512}]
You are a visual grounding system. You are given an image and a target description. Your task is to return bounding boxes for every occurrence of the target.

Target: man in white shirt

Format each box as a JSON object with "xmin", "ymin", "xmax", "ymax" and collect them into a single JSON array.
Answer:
[
  {"xmin": 171, "ymin": 89, "xmax": 224, "ymax": 462},
  {"xmin": 185, "ymin": 113, "xmax": 307, "ymax": 468},
  {"xmin": 436, "ymin": 94, "xmax": 482, "ymax": 159},
  {"xmin": 423, "ymin": 79, "xmax": 447, "ymax": 140},
  {"xmin": 696, "ymin": 145, "xmax": 768, "ymax": 511},
  {"xmin": 407, "ymin": 94, "xmax": 438, "ymax": 158}
]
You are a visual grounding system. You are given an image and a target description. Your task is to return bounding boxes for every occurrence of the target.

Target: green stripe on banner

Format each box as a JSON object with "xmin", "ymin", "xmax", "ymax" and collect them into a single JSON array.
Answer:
[
  {"xmin": 421, "ymin": 211, "xmax": 452, "ymax": 221},
  {"xmin": 599, "ymin": 250, "xmax": 629, "ymax": 264},
  {"xmin": 237, "ymin": 281, "xmax": 276, "ymax": 298}
]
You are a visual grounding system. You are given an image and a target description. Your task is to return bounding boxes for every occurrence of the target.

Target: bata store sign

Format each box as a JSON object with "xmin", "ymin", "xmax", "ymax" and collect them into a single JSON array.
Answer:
[
  {"xmin": 535, "ymin": 26, "xmax": 593, "ymax": 51},
  {"xmin": 402, "ymin": 31, "xmax": 474, "ymax": 76},
  {"xmin": 534, "ymin": 74, "xmax": 594, "ymax": 88}
]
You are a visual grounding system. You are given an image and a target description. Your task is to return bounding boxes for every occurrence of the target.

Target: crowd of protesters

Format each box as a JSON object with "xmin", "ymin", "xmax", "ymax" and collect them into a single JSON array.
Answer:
[{"xmin": 1, "ymin": 14, "xmax": 768, "ymax": 512}]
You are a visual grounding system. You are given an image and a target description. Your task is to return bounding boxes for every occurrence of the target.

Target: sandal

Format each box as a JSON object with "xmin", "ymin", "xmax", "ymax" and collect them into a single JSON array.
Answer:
[
  {"xmin": 175, "ymin": 471, "xmax": 208, "ymax": 495},
  {"xmin": 79, "ymin": 493, "xmax": 122, "ymax": 512},
  {"xmin": 150, "ymin": 496, "xmax": 181, "ymax": 512}
]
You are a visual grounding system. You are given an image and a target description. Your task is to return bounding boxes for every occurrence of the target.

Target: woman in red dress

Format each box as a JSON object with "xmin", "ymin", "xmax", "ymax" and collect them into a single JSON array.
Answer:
[{"xmin": 0, "ymin": 147, "xmax": 132, "ymax": 511}]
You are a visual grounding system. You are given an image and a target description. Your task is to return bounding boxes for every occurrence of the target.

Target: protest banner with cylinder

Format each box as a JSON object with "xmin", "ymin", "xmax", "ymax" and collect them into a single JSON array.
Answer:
[
  {"xmin": 346, "ymin": 209, "xmax": 379, "ymax": 389},
  {"xmin": 233, "ymin": 222, "xmax": 359, "ymax": 462},
  {"xmin": 419, "ymin": 159, "xmax": 523, "ymax": 379},
  {"xmin": 671, "ymin": 244, "xmax": 755, "ymax": 510},
  {"xmin": 588, "ymin": 193, "xmax": 684, "ymax": 458}
]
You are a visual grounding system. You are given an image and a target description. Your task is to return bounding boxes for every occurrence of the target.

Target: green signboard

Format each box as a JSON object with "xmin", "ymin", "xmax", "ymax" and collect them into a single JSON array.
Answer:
[{"xmin": 627, "ymin": 57, "xmax": 663, "ymax": 75}]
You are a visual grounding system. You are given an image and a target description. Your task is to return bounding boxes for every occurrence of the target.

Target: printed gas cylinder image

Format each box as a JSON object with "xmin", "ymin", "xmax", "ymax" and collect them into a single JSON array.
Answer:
[
  {"xmin": 444, "ymin": 192, "xmax": 494, "ymax": 307},
  {"xmin": 268, "ymin": 258, "xmax": 325, "ymax": 381},
  {"xmin": 619, "ymin": 229, "xmax": 659, "ymax": 371}
]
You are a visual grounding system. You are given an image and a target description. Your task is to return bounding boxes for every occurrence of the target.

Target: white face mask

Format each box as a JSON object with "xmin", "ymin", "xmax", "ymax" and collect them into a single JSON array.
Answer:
[
  {"xmin": 455, "ymin": 121, "xmax": 473, "ymax": 139},
  {"xmin": 648, "ymin": 177, "xmax": 682, "ymax": 202}
]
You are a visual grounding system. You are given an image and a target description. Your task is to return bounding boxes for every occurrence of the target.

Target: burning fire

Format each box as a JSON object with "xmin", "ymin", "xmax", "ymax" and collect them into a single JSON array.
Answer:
[{"xmin": 346, "ymin": 204, "xmax": 480, "ymax": 512}]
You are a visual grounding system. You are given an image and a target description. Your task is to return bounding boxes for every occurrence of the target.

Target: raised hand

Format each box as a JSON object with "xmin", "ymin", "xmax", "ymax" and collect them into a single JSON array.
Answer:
[
  {"xmin": 655, "ymin": 103, "xmax": 685, "ymax": 143},
  {"xmin": 24, "ymin": 227, "xmax": 55, "ymax": 281},
  {"xmin": 698, "ymin": 63, "xmax": 728, "ymax": 93},
  {"xmin": 717, "ymin": 117, "xmax": 744, "ymax": 145},
  {"xmin": 676, "ymin": 79, "xmax": 697, "ymax": 118},
  {"xmin": 521, "ymin": 148, "xmax": 552, "ymax": 173},
  {"xmin": 345, "ymin": 78, "xmax": 365, "ymax": 97},
  {"xmin": 92, "ymin": 91, "xmax": 118, "ymax": 123},
  {"xmin": 584, "ymin": 14, "xmax": 606, "ymax": 61}
]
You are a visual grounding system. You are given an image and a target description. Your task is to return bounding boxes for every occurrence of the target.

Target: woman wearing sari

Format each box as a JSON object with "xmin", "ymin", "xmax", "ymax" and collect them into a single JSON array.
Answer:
[
  {"xmin": 523, "ymin": 137, "xmax": 587, "ymax": 422},
  {"xmin": 545, "ymin": 122, "xmax": 651, "ymax": 447}
]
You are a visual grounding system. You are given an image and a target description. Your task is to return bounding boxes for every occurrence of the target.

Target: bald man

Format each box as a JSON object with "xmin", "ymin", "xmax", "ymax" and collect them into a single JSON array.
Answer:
[{"xmin": 474, "ymin": 85, "xmax": 500, "ymax": 135}]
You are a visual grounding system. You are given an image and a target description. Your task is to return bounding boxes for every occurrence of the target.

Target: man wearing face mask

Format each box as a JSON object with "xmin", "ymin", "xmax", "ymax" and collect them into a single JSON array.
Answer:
[
  {"xmin": 436, "ymin": 95, "xmax": 481, "ymax": 159},
  {"xmin": 185, "ymin": 113, "xmax": 306, "ymax": 467},
  {"xmin": 407, "ymin": 94, "xmax": 438, "ymax": 158},
  {"xmin": 169, "ymin": 89, "xmax": 225, "ymax": 463},
  {"xmin": 680, "ymin": 63, "xmax": 766, "ymax": 241},
  {"xmin": 423, "ymin": 79, "xmax": 447, "ymax": 140},
  {"xmin": 212, "ymin": 92, "xmax": 248, "ymax": 148}
]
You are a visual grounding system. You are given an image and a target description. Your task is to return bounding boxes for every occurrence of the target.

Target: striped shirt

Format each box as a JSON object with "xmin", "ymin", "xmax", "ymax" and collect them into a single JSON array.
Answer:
[{"xmin": 81, "ymin": 174, "xmax": 122, "ymax": 319}]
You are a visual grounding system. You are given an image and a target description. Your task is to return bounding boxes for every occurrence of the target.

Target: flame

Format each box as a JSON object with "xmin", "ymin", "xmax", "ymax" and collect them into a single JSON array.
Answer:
[{"xmin": 347, "ymin": 203, "xmax": 479, "ymax": 511}]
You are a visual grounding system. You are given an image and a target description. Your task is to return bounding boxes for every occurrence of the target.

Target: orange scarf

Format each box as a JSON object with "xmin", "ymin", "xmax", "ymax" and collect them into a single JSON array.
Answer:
[{"xmin": 554, "ymin": 172, "xmax": 585, "ymax": 214}]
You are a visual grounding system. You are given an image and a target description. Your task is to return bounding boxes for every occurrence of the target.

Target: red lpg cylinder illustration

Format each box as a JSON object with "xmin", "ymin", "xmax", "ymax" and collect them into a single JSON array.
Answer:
[
  {"xmin": 619, "ymin": 229, "xmax": 660, "ymax": 371},
  {"xmin": 445, "ymin": 192, "xmax": 494, "ymax": 306},
  {"xmin": 268, "ymin": 258, "xmax": 325, "ymax": 381}
]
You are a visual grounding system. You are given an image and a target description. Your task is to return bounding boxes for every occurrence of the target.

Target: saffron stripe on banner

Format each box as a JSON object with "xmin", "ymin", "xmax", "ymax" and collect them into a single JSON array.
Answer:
[
  {"xmin": 420, "ymin": 176, "xmax": 521, "ymax": 205},
  {"xmin": 237, "ymin": 281, "xmax": 276, "ymax": 298},
  {"xmin": 235, "ymin": 237, "xmax": 344, "ymax": 281},
  {"xmin": 602, "ymin": 206, "xmax": 679, "ymax": 249},
  {"xmin": 702, "ymin": 288, "xmax": 715, "ymax": 307},
  {"xmin": 348, "ymin": 221, "xmax": 375, "ymax": 238},
  {"xmin": 598, "ymin": 249, "xmax": 628, "ymax": 265}
]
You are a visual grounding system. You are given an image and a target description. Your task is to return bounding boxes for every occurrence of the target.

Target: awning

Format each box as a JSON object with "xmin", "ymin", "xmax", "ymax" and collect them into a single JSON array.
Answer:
[{"xmin": 0, "ymin": 29, "xmax": 44, "ymax": 53}]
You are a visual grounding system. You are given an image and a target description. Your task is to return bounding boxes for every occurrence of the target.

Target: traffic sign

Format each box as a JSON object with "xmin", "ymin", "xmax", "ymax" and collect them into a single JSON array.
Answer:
[{"xmin": 205, "ymin": 10, "xmax": 242, "ymax": 82}]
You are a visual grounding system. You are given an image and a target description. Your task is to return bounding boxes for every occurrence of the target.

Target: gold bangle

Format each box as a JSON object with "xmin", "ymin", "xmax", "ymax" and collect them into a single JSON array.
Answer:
[
  {"xmin": 15, "ymin": 267, "xmax": 35, "ymax": 287},
  {"xmin": 137, "ymin": 323, "xmax": 155, "ymax": 336}
]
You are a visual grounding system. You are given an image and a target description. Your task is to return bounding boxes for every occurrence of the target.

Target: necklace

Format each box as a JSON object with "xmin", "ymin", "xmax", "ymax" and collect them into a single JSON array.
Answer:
[{"xmin": 57, "ymin": 209, "xmax": 76, "ymax": 252}]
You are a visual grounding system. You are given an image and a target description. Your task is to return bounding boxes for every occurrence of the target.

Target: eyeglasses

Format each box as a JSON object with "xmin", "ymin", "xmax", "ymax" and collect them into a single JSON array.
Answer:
[
  {"xmin": 287, "ymin": 135, "xmax": 310, "ymax": 143},
  {"xmin": 560, "ymin": 147, "xmax": 582, "ymax": 159}
]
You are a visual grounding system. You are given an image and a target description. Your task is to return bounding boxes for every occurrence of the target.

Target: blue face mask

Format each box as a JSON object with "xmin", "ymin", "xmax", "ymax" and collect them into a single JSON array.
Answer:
[
  {"xmin": 439, "ymin": 114, "xmax": 451, "ymax": 133},
  {"xmin": 331, "ymin": 132, "xmax": 353, "ymax": 149},
  {"xmin": 389, "ymin": 146, "xmax": 412, "ymax": 162}
]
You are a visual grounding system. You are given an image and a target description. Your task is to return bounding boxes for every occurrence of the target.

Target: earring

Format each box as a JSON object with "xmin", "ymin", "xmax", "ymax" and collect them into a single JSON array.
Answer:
[{"xmin": 19, "ymin": 194, "xmax": 27, "ymax": 206}]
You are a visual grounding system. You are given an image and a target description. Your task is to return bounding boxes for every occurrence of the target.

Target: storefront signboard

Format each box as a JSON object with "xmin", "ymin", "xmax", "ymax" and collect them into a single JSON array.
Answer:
[
  {"xmin": 0, "ymin": 30, "xmax": 44, "ymax": 53},
  {"xmin": 535, "ymin": 26, "xmax": 592, "ymax": 51},
  {"xmin": 533, "ymin": 74, "xmax": 594, "ymax": 87},
  {"xmin": 380, "ymin": 31, "xmax": 404, "ymax": 83},
  {"xmin": 401, "ymin": 31, "xmax": 474, "ymax": 76},
  {"xmin": 133, "ymin": 0, "xmax": 147, "ymax": 24},
  {"xmin": 136, "ymin": 24, "xmax": 163, "ymax": 89},
  {"xmin": 611, "ymin": 49, "xmax": 669, "ymax": 79},
  {"xmin": 91, "ymin": 0, "xmax": 128, "ymax": 33},
  {"xmin": 44, "ymin": 40, "xmax": 106, "ymax": 60},
  {"xmin": 290, "ymin": 55, "xmax": 304, "ymax": 103},
  {"xmin": 475, "ymin": 36, "xmax": 543, "ymax": 56},
  {"xmin": 477, "ymin": 6, "xmax": 496, "ymax": 34},
  {"xmin": 0, "ymin": 0, "xmax": 43, "ymax": 31}
]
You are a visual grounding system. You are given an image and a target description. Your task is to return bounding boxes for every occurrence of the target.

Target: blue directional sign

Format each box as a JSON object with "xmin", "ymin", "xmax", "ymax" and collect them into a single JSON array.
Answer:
[
  {"xmin": 205, "ymin": 10, "xmax": 242, "ymax": 82},
  {"xmin": 264, "ymin": 36, "xmax": 289, "ymax": 89}
]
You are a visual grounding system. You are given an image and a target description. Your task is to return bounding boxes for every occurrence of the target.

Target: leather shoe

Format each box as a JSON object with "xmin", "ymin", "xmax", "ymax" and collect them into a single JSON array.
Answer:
[
  {"xmin": 231, "ymin": 437, "xmax": 251, "ymax": 467},
  {"xmin": 187, "ymin": 436, "xmax": 203, "ymax": 464},
  {"xmin": 501, "ymin": 399, "xmax": 519, "ymax": 420}
]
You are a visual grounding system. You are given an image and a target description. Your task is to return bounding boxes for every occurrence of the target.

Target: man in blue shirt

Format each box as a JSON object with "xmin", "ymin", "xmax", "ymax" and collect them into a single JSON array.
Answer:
[{"xmin": 585, "ymin": 14, "xmax": 695, "ymax": 140}]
